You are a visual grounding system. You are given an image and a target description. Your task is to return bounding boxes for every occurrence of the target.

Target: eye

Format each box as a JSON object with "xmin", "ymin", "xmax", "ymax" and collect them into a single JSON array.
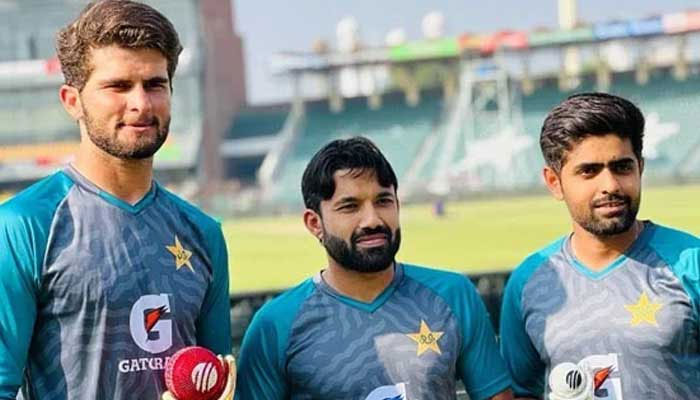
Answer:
[
  {"xmin": 108, "ymin": 83, "xmax": 129, "ymax": 91},
  {"xmin": 613, "ymin": 163, "xmax": 634, "ymax": 174},
  {"xmin": 578, "ymin": 165, "xmax": 599, "ymax": 177},
  {"xmin": 146, "ymin": 81, "xmax": 168, "ymax": 91},
  {"xmin": 337, "ymin": 203, "xmax": 357, "ymax": 212},
  {"xmin": 377, "ymin": 197, "xmax": 395, "ymax": 206}
]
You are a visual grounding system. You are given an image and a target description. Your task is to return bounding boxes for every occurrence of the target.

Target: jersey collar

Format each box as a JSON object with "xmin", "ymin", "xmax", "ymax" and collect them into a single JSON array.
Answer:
[
  {"xmin": 63, "ymin": 164, "xmax": 158, "ymax": 214},
  {"xmin": 563, "ymin": 221, "xmax": 656, "ymax": 280},
  {"xmin": 313, "ymin": 263, "xmax": 405, "ymax": 313}
]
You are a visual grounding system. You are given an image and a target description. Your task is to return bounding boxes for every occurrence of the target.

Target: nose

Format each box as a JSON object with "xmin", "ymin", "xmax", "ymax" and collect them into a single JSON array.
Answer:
[
  {"xmin": 127, "ymin": 86, "xmax": 153, "ymax": 114},
  {"xmin": 599, "ymin": 168, "xmax": 623, "ymax": 195},
  {"xmin": 359, "ymin": 203, "xmax": 383, "ymax": 230}
]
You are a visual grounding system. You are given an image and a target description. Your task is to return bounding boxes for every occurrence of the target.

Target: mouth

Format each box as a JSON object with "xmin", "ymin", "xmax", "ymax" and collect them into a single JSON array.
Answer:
[
  {"xmin": 594, "ymin": 200, "xmax": 628, "ymax": 216},
  {"xmin": 119, "ymin": 119, "xmax": 157, "ymax": 134},
  {"xmin": 354, "ymin": 233, "xmax": 389, "ymax": 248}
]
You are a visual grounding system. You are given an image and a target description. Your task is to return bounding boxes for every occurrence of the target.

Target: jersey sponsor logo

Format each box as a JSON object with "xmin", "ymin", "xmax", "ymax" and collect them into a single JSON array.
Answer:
[
  {"xmin": 548, "ymin": 362, "xmax": 590, "ymax": 400},
  {"xmin": 118, "ymin": 356, "xmax": 170, "ymax": 373},
  {"xmin": 129, "ymin": 294, "xmax": 173, "ymax": 354},
  {"xmin": 624, "ymin": 291, "xmax": 662, "ymax": 327},
  {"xmin": 365, "ymin": 383, "xmax": 407, "ymax": 400},
  {"xmin": 584, "ymin": 354, "xmax": 621, "ymax": 400},
  {"xmin": 550, "ymin": 354, "xmax": 622, "ymax": 400},
  {"xmin": 565, "ymin": 368, "xmax": 583, "ymax": 390},
  {"xmin": 593, "ymin": 366, "xmax": 614, "ymax": 391},
  {"xmin": 166, "ymin": 235, "xmax": 194, "ymax": 272},
  {"xmin": 406, "ymin": 320, "xmax": 444, "ymax": 356}
]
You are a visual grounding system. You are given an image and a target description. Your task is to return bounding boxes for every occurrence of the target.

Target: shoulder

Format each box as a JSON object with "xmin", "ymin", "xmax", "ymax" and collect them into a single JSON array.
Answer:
[
  {"xmin": 403, "ymin": 263, "xmax": 470, "ymax": 286},
  {"xmin": 646, "ymin": 222, "xmax": 700, "ymax": 253},
  {"xmin": 157, "ymin": 184, "xmax": 221, "ymax": 234},
  {"xmin": 645, "ymin": 222, "xmax": 699, "ymax": 271},
  {"xmin": 0, "ymin": 172, "xmax": 74, "ymax": 283},
  {"xmin": 0, "ymin": 171, "xmax": 74, "ymax": 223},
  {"xmin": 508, "ymin": 236, "xmax": 566, "ymax": 291},
  {"xmin": 401, "ymin": 263, "xmax": 482, "ymax": 316},
  {"xmin": 252, "ymin": 279, "xmax": 318, "ymax": 330}
]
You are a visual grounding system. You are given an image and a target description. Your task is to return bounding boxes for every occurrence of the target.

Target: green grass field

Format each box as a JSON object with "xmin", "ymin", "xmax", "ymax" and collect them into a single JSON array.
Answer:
[{"xmin": 225, "ymin": 185, "xmax": 700, "ymax": 293}]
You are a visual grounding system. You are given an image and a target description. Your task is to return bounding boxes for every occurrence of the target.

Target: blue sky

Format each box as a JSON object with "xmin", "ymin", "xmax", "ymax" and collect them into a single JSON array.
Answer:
[{"xmin": 235, "ymin": 0, "xmax": 697, "ymax": 105}]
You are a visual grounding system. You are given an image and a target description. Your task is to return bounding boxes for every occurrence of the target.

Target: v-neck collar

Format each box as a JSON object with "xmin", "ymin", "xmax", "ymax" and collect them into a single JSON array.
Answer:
[
  {"xmin": 64, "ymin": 164, "xmax": 158, "ymax": 214},
  {"xmin": 563, "ymin": 221, "xmax": 655, "ymax": 280},
  {"xmin": 313, "ymin": 263, "xmax": 405, "ymax": 313}
]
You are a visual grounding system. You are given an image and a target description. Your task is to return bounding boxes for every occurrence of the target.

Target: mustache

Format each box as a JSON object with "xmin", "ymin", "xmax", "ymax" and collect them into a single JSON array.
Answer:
[
  {"xmin": 591, "ymin": 193, "xmax": 630, "ymax": 207},
  {"xmin": 351, "ymin": 225, "xmax": 392, "ymax": 244},
  {"xmin": 116, "ymin": 117, "xmax": 158, "ymax": 129}
]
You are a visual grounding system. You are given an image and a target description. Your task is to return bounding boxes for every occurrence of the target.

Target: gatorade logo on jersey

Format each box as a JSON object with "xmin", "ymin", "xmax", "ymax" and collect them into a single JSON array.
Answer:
[
  {"xmin": 582, "ymin": 354, "xmax": 621, "ymax": 400},
  {"xmin": 365, "ymin": 383, "xmax": 407, "ymax": 400},
  {"xmin": 129, "ymin": 294, "xmax": 173, "ymax": 354}
]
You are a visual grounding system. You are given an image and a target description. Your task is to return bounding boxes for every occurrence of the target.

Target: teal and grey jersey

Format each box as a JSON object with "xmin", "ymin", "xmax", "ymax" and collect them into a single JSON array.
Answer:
[
  {"xmin": 236, "ymin": 263, "xmax": 512, "ymax": 400},
  {"xmin": 500, "ymin": 222, "xmax": 700, "ymax": 399},
  {"xmin": 0, "ymin": 166, "xmax": 232, "ymax": 400}
]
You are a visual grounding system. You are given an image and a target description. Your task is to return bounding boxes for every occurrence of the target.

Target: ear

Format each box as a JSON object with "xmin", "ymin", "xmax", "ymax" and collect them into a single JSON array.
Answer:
[
  {"xmin": 638, "ymin": 157, "xmax": 645, "ymax": 176},
  {"xmin": 543, "ymin": 166, "xmax": 564, "ymax": 201},
  {"xmin": 59, "ymin": 84, "xmax": 83, "ymax": 121},
  {"xmin": 303, "ymin": 209, "xmax": 324, "ymax": 243}
]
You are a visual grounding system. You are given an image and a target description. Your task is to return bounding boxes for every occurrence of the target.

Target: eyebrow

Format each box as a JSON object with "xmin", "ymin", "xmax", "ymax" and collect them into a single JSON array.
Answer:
[
  {"xmin": 573, "ymin": 157, "xmax": 636, "ymax": 172},
  {"xmin": 609, "ymin": 158, "xmax": 636, "ymax": 167},
  {"xmin": 98, "ymin": 76, "xmax": 169, "ymax": 87},
  {"xmin": 376, "ymin": 190, "xmax": 396, "ymax": 199},
  {"xmin": 145, "ymin": 76, "xmax": 170, "ymax": 86},
  {"xmin": 334, "ymin": 196, "xmax": 358, "ymax": 207},
  {"xmin": 334, "ymin": 190, "xmax": 395, "ymax": 205},
  {"xmin": 97, "ymin": 78, "xmax": 130, "ymax": 87}
]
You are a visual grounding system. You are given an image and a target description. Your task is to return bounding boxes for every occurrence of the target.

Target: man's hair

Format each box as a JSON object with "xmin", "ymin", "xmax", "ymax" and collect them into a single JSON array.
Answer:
[
  {"xmin": 540, "ymin": 92, "xmax": 645, "ymax": 172},
  {"xmin": 302, "ymin": 136, "xmax": 398, "ymax": 214},
  {"xmin": 56, "ymin": 0, "xmax": 183, "ymax": 91}
]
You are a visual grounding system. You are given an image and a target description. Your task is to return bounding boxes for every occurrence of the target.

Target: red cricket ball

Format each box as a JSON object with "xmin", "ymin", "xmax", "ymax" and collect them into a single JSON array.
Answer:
[{"xmin": 164, "ymin": 346, "xmax": 227, "ymax": 400}]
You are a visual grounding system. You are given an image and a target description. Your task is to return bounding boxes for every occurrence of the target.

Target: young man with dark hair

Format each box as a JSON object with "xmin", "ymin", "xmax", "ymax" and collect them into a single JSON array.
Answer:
[
  {"xmin": 0, "ymin": 1, "xmax": 234, "ymax": 399},
  {"xmin": 500, "ymin": 93, "xmax": 700, "ymax": 399},
  {"xmin": 236, "ymin": 137, "xmax": 513, "ymax": 400}
]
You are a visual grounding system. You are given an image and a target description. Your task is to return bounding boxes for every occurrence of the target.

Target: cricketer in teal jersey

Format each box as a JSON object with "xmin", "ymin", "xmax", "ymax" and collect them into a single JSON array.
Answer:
[
  {"xmin": 0, "ymin": 1, "xmax": 234, "ymax": 399},
  {"xmin": 500, "ymin": 93, "xmax": 700, "ymax": 399},
  {"xmin": 235, "ymin": 137, "xmax": 513, "ymax": 400}
]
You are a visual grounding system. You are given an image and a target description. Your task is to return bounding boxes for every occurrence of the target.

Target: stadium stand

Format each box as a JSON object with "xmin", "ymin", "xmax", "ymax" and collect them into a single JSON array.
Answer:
[
  {"xmin": 221, "ymin": 105, "xmax": 291, "ymax": 184},
  {"xmin": 0, "ymin": 0, "xmax": 206, "ymax": 185},
  {"xmin": 0, "ymin": 87, "xmax": 75, "ymax": 146},
  {"xmin": 520, "ymin": 70, "xmax": 700, "ymax": 182},
  {"xmin": 226, "ymin": 107, "xmax": 290, "ymax": 140},
  {"xmin": 234, "ymin": 66, "xmax": 700, "ymax": 209},
  {"xmin": 267, "ymin": 91, "xmax": 444, "ymax": 207}
]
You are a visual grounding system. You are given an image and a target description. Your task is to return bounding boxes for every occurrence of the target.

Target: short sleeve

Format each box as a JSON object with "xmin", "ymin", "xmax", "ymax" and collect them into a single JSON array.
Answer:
[
  {"xmin": 456, "ymin": 276, "xmax": 513, "ymax": 400},
  {"xmin": 0, "ymin": 209, "xmax": 43, "ymax": 398},
  {"xmin": 196, "ymin": 225, "xmax": 233, "ymax": 355}
]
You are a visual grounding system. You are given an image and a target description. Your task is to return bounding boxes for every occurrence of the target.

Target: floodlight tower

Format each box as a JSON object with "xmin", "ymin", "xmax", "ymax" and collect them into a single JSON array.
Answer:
[{"xmin": 559, "ymin": 0, "xmax": 580, "ymax": 89}]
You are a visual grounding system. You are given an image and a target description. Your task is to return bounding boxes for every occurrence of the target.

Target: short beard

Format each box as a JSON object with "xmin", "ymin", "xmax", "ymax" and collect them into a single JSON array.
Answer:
[
  {"xmin": 322, "ymin": 226, "xmax": 401, "ymax": 273},
  {"xmin": 579, "ymin": 193, "xmax": 640, "ymax": 237},
  {"xmin": 83, "ymin": 105, "xmax": 169, "ymax": 160}
]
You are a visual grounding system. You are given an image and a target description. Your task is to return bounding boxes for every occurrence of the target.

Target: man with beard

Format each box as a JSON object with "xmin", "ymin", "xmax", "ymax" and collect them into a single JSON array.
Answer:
[
  {"xmin": 235, "ymin": 137, "xmax": 513, "ymax": 400},
  {"xmin": 499, "ymin": 93, "xmax": 700, "ymax": 399},
  {"xmin": 0, "ymin": 2, "xmax": 234, "ymax": 399}
]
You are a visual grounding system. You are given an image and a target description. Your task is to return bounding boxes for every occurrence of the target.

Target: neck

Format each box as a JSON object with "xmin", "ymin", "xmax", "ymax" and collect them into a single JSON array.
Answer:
[
  {"xmin": 570, "ymin": 220, "xmax": 643, "ymax": 271},
  {"xmin": 73, "ymin": 139, "xmax": 154, "ymax": 205},
  {"xmin": 322, "ymin": 260, "xmax": 396, "ymax": 303}
]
